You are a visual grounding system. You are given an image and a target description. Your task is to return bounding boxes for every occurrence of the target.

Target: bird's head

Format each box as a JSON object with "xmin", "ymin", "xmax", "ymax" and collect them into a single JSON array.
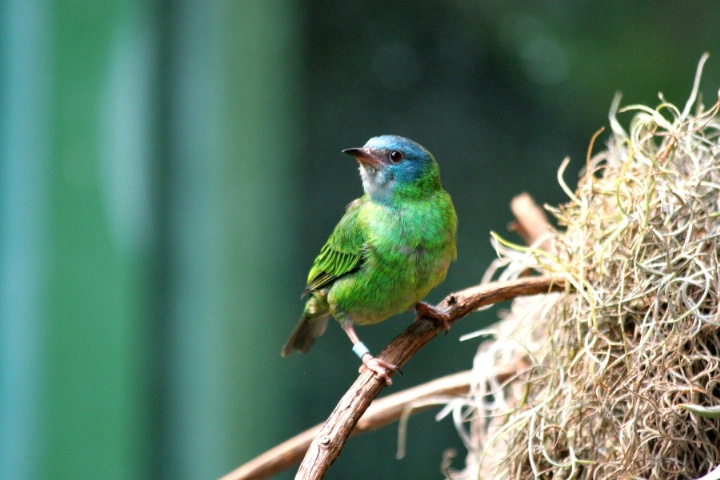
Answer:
[{"xmin": 342, "ymin": 135, "xmax": 441, "ymax": 203}]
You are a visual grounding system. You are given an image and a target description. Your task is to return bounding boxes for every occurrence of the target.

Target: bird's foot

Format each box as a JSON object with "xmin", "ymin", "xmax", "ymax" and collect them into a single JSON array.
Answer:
[
  {"xmin": 359, "ymin": 354, "xmax": 400, "ymax": 386},
  {"xmin": 415, "ymin": 301, "xmax": 452, "ymax": 334}
]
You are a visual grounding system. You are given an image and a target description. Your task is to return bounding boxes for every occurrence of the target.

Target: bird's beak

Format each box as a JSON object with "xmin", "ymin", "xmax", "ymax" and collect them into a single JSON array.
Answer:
[{"xmin": 342, "ymin": 147, "xmax": 385, "ymax": 169}]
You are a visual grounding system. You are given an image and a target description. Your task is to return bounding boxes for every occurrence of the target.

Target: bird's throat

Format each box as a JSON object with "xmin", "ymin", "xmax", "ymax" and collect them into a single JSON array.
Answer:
[{"xmin": 359, "ymin": 164, "xmax": 395, "ymax": 203}]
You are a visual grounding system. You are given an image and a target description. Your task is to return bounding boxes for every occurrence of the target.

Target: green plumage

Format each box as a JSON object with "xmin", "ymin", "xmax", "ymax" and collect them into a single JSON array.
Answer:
[
  {"xmin": 282, "ymin": 135, "xmax": 457, "ymax": 358},
  {"xmin": 302, "ymin": 199, "xmax": 365, "ymax": 295}
]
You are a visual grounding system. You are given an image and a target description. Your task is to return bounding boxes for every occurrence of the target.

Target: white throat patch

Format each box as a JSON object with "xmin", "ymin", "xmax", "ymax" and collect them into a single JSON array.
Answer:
[{"xmin": 359, "ymin": 164, "xmax": 394, "ymax": 203}]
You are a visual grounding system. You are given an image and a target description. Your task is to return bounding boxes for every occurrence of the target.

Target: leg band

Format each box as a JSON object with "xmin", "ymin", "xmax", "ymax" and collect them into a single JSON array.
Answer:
[{"xmin": 352, "ymin": 341, "xmax": 370, "ymax": 359}]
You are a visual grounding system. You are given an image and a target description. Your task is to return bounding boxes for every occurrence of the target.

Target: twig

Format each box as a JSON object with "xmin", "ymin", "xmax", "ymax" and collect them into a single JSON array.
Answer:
[
  {"xmin": 294, "ymin": 274, "xmax": 566, "ymax": 480},
  {"xmin": 220, "ymin": 365, "xmax": 521, "ymax": 480},
  {"xmin": 221, "ymin": 371, "xmax": 469, "ymax": 480},
  {"xmin": 509, "ymin": 192, "xmax": 554, "ymax": 250}
]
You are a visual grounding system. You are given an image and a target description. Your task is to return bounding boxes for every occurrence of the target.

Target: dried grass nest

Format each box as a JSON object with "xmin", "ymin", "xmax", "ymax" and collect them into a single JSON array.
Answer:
[{"xmin": 451, "ymin": 57, "xmax": 720, "ymax": 479}]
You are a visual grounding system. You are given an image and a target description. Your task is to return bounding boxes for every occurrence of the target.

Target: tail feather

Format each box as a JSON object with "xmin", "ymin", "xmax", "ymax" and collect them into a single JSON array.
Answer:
[{"xmin": 281, "ymin": 296, "xmax": 330, "ymax": 356}]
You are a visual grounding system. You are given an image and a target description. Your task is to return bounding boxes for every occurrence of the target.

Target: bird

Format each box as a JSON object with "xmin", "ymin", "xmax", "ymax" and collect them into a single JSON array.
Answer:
[{"xmin": 281, "ymin": 135, "xmax": 457, "ymax": 385}]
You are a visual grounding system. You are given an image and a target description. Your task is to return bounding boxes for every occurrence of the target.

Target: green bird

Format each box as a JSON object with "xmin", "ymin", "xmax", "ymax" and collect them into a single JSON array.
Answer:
[{"xmin": 281, "ymin": 135, "xmax": 457, "ymax": 385}]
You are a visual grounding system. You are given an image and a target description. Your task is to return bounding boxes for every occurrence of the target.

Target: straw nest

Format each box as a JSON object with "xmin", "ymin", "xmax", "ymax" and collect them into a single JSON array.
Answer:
[{"xmin": 450, "ymin": 57, "xmax": 720, "ymax": 479}]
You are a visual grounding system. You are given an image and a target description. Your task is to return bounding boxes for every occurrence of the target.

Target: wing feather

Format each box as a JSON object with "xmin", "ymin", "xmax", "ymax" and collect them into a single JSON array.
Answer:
[{"xmin": 303, "ymin": 198, "xmax": 366, "ymax": 296}]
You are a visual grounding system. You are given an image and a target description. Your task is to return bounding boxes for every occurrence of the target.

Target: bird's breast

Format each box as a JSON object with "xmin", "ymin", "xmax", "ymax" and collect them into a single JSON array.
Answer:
[
  {"xmin": 329, "ymin": 197, "xmax": 455, "ymax": 325},
  {"xmin": 363, "ymin": 201, "xmax": 453, "ymax": 278}
]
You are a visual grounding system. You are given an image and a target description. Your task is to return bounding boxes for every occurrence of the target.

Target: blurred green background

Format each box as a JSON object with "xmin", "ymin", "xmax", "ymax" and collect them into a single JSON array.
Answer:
[{"xmin": 2, "ymin": 1, "xmax": 719, "ymax": 479}]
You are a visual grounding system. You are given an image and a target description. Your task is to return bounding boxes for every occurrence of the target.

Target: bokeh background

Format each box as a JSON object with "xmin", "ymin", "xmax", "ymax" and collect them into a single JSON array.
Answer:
[{"xmin": 2, "ymin": 1, "xmax": 719, "ymax": 479}]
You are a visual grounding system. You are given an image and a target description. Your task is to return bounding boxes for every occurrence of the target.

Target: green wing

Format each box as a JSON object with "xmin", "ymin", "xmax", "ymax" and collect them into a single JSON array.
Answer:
[{"xmin": 303, "ymin": 198, "xmax": 366, "ymax": 296}]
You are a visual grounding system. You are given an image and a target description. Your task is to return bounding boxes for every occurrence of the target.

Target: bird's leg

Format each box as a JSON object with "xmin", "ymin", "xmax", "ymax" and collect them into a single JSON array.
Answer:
[
  {"xmin": 341, "ymin": 321, "xmax": 399, "ymax": 386},
  {"xmin": 414, "ymin": 301, "xmax": 452, "ymax": 334}
]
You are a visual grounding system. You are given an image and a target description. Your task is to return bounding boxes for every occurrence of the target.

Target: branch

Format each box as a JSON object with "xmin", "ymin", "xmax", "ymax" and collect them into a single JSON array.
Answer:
[
  {"xmin": 220, "ymin": 365, "xmax": 521, "ymax": 480},
  {"xmin": 221, "ymin": 371, "xmax": 467, "ymax": 480},
  {"xmin": 295, "ymin": 274, "xmax": 566, "ymax": 480},
  {"xmin": 509, "ymin": 192, "xmax": 554, "ymax": 250}
]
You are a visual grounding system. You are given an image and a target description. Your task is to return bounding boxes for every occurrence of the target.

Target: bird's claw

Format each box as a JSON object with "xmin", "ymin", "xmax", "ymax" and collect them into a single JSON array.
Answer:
[
  {"xmin": 415, "ymin": 301, "xmax": 452, "ymax": 334},
  {"xmin": 359, "ymin": 354, "xmax": 401, "ymax": 386}
]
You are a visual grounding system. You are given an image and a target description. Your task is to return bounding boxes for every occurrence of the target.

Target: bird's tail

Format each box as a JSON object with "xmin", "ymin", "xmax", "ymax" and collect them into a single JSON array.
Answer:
[{"xmin": 281, "ymin": 295, "xmax": 330, "ymax": 356}]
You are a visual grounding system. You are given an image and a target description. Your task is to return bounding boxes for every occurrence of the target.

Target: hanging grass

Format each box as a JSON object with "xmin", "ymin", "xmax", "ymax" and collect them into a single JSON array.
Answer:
[{"xmin": 450, "ymin": 55, "xmax": 720, "ymax": 480}]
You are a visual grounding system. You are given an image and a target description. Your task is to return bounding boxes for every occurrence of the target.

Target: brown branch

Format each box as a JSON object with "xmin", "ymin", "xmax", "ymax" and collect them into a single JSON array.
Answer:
[
  {"xmin": 220, "ymin": 371, "xmax": 469, "ymax": 480},
  {"xmin": 294, "ymin": 274, "xmax": 566, "ymax": 480},
  {"xmin": 220, "ymin": 364, "xmax": 522, "ymax": 480}
]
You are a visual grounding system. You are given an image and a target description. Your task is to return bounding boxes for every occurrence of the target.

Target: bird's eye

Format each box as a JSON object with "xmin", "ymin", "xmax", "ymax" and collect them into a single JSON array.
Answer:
[{"xmin": 389, "ymin": 150, "xmax": 404, "ymax": 163}]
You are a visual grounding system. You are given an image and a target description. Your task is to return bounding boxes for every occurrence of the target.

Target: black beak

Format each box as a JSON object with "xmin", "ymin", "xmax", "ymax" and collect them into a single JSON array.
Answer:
[{"xmin": 342, "ymin": 147, "xmax": 363, "ymax": 156}]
